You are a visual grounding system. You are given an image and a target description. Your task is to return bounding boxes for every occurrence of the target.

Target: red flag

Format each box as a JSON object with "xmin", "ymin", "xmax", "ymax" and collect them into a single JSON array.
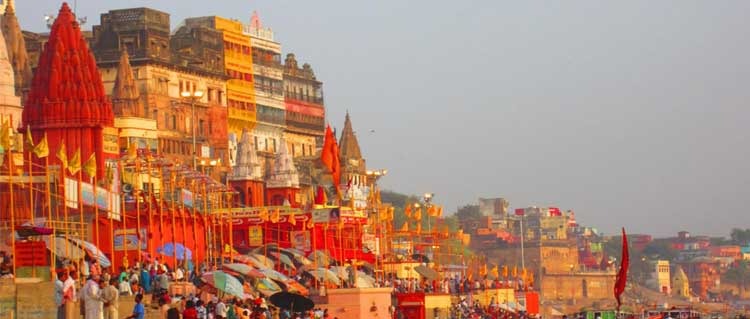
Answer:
[
  {"xmin": 614, "ymin": 227, "xmax": 629, "ymax": 311},
  {"xmin": 320, "ymin": 125, "xmax": 341, "ymax": 195},
  {"xmin": 514, "ymin": 208, "xmax": 525, "ymax": 216},
  {"xmin": 321, "ymin": 125, "xmax": 334, "ymax": 169}
]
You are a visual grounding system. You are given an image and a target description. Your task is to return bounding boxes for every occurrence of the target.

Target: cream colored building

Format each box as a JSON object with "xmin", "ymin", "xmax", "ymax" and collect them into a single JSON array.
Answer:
[
  {"xmin": 647, "ymin": 260, "xmax": 671, "ymax": 294},
  {"xmin": 243, "ymin": 12, "xmax": 285, "ymax": 160}
]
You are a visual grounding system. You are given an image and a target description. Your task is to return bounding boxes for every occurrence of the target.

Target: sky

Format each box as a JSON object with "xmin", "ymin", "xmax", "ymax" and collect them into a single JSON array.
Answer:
[{"xmin": 17, "ymin": 1, "xmax": 750, "ymax": 237}]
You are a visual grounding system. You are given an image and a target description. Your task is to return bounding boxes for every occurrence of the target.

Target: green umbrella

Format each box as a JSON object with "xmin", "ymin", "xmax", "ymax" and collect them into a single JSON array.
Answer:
[
  {"xmin": 202, "ymin": 271, "xmax": 244, "ymax": 298},
  {"xmin": 306, "ymin": 268, "xmax": 341, "ymax": 286}
]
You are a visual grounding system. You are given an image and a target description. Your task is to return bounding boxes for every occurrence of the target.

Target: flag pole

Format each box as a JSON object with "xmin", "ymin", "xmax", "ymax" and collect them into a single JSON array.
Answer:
[
  {"xmin": 8, "ymin": 145, "xmax": 17, "ymax": 279},
  {"xmin": 227, "ymin": 192, "xmax": 234, "ymax": 263},
  {"xmin": 218, "ymin": 190, "xmax": 224, "ymax": 266},
  {"xmin": 179, "ymin": 177, "xmax": 187, "ymax": 268},
  {"xmin": 26, "ymin": 131, "xmax": 34, "ymax": 222},
  {"xmin": 190, "ymin": 181, "xmax": 197, "ymax": 269},
  {"xmin": 157, "ymin": 162, "xmax": 164, "ymax": 261},
  {"xmin": 45, "ymin": 153, "xmax": 55, "ymax": 279},
  {"xmin": 93, "ymin": 173, "xmax": 100, "ymax": 266},
  {"xmin": 77, "ymin": 164, "xmax": 83, "ymax": 281},
  {"xmin": 170, "ymin": 170, "xmax": 177, "ymax": 269},
  {"xmin": 119, "ymin": 161, "xmax": 126, "ymax": 268},
  {"xmin": 135, "ymin": 159, "xmax": 142, "ymax": 264}
]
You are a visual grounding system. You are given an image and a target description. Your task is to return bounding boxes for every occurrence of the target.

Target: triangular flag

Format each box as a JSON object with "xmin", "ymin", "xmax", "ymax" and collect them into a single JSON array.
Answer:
[
  {"xmin": 288, "ymin": 215, "xmax": 296, "ymax": 226},
  {"xmin": 415, "ymin": 222, "xmax": 421, "ymax": 234},
  {"xmin": 24, "ymin": 126, "xmax": 34, "ymax": 149},
  {"xmin": 33, "ymin": 133, "xmax": 49, "ymax": 158},
  {"xmin": 0, "ymin": 119, "xmax": 10, "ymax": 150},
  {"xmin": 83, "ymin": 153, "xmax": 97, "ymax": 178},
  {"xmin": 427, "ymin": 206, "xmax": 437, "ymax": 217},
  {"xmin": 56, "ymin": 142, "xmax": 68, "ymax": 169},
  {"xmin": 307, "ymin": 218, "xmax": 314, "ymax": 229},
  {"xmin": 126, "ymin": 142, "xmax": 137, "ymax": 160},
  {"xmin": 404, "ymin": 205, "xmax": 412, "ymax": 218},
  {"xmin": 68, "ymin": 148, "xmax": 81, "ymax": 175},
  {"xmin": 399, "ymin": 222, "xmax": 409, "ymax": 232},
  {"xmin": 413, "ymin": 208, "xmax": 422, "ymax": 221}
]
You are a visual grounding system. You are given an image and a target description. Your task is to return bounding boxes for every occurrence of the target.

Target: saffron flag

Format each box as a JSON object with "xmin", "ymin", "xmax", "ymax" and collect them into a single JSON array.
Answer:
[
  {"xmin": 126, "ymin": 142, "xmax": 137, "ymax": 160},
  {"xmin": 83, "ymin": 153, "xmax": 96, "ymax": 178},
  {"xmin": 24, "ymin": 126, "xmax": 33, "ymax": 148},
  {"xmin": 258, "ymin": 207, "xmax": 269, "ymax": 222},
  {"xmin": 491, "ymin": 266, "xmax": 499, "ymax": 279},
  {"xmin": 399, "ymin": 222, "xmax": 408, "ymax": 232},
  {"xmin": 320, "ymin": 125, "xmax": 341, "ymax": 194},
  {"xmin": 502, "ymin": 266, "xmax": 508, "ymax": 278},
  {"xmin": 404, "ymin": 205, "xmax": 412, "ymax": 218},
  {"xmin": 314, "ymin": 185, "xmax": 327, "ymax": 205},
  {"xmin": 614, "ymin": 227, "xmax": 629, "ymax": 312},
  {"xmin": 0, "ymin": 119, "xmax": 9, "ymax": 150},
  {"xmin": 307, "ymin": 218, "xmax": 314, "ymax": 229},
  {"xmin": 57, "ymin": 142, "xmax": 68, "ymax": 169},
  {"xmin": 288, "ymin": 215, "xmax": 296, "ymax": 226},
  {"xmin": 33, "ymin": 133, "xmax": 49, "ymax": 158},
  {"xmin": 270, "ymin": 208, "xmax": 280, "ymax": 223},
  {"xmin": 415, "ymin": 222, "xmax": 421, "ymax": 234},
  {"xmin": 68, "ymin": 148, "xmax": 81, "ymax": 175},
  {"xmin": 427, "ymin": 206, "xmax": 437, "ymax": 217},
  {"xmin": 413, "ymin": 208, "xmax": 422, "ymax": 221}
]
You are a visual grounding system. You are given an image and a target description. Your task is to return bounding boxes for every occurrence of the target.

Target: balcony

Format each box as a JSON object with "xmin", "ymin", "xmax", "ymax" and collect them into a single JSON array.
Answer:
[{"xmin": 228, "ymin": 107, "xmax": 256, "ymax": 124}]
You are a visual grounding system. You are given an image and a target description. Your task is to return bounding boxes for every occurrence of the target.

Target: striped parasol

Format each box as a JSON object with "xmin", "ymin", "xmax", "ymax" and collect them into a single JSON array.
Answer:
[{"xmin": 67, "ymin": 237, "xmax": 111, "ymax": 267}]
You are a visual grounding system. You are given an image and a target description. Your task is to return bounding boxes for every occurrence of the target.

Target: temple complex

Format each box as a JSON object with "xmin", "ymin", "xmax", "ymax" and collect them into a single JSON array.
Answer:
[{"xmin": 22, "ymin": 3, "xmax": 116, "ymax": 178}]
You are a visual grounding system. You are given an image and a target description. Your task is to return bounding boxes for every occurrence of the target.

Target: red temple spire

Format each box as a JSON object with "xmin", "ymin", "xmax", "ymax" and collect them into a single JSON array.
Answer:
[{"xmin": 22, "ymin": 2, "xmax": 115, "ymax": 178}]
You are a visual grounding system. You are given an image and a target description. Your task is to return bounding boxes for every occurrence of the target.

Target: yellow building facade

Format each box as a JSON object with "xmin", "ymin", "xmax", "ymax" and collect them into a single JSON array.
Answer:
[{"xmin": 184, "ymin": 16, "xmax": 257, "ymax": 138}]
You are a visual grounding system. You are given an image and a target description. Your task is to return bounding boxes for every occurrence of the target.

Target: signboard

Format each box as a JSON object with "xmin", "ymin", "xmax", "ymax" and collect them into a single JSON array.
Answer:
[
  {"xmin": 103, "ymin": 127, "xmax": 119, "ymax": 154},
  {"xmin": 290, "ymin": 231, "xmax": 310, "ymax": 251},
  {"xmin": 65, "ymin": 178, "xmax": 121, "ymax": 219},
  {"xmin": 181, "ymin": 189, "xmax": 194, "ymax": 207},
  {"xmin": 311, "ymin": 210, "xmax": 329, "ymax": 223},
  {"xmin": 362, "ymin": 234, "xmax": 379, "ymax": 255},
  {"xmin": 114, "ymin": 228, "xmax": 147, "ymax": 251},
  {"xmin": 248, "ymin": 226, "xmax": 263, "ymax": 246}
]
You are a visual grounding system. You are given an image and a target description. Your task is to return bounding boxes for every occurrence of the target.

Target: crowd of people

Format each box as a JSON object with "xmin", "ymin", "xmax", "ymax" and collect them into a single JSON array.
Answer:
[
  {"xmin": 51, "ymin": 256, "xmax": 339, "ymax": 319},
  {"xmin": 390, "ymin": 274, "xmax": 530, "ymax": 295}
]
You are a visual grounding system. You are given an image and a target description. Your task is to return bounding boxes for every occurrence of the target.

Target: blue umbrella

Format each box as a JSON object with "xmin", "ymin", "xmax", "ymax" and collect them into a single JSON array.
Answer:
[{"xmin": 157, "ymin": 242, "xmax": 192, "ymax": 260}]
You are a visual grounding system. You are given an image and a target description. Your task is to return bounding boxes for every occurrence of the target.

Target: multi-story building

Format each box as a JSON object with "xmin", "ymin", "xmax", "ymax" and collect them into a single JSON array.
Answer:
[
  {"xmin": 91, "ymin": 7, "xmax": 229, "ymax": 172},
  {"xmin": 647, "ymin": 260, "xmax": 671, "ymax": 294},
  {"xmin": 2, "ymin": 1, "xmax": 32, "ymax": 101},
  {"xmin": 243, "ymin": 12, "xmax": 285, "ymax": 158},
  {"xmin": 677, "ymin": 257, "xmax": 721, "ymax": 300},
  {"xmin": 283, "ymin": 53, "xmax": 325, "ymax": 157},
  {"xmin": 181, "ymin": 16, "xmax": 256, "ymax": 142}
]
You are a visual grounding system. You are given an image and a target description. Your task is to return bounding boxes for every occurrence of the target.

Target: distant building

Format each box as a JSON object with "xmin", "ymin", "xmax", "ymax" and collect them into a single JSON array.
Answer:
[
  {"xmin": 671, "ymin": 266, "xmax": 690, "ymax": 298},
  {"xmin": 647, "ymin": 260, "xmax": 671, "ymax": 294},
  {"xmin": 677, "ymin": 257, "xmax": 721, "ymax": 300}
]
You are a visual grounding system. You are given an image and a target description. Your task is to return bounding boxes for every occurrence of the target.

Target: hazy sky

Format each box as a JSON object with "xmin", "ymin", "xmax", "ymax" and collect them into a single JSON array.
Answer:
[{"xmin": 18, "ymin": 1, "xmax": 750, "ymax": 237}]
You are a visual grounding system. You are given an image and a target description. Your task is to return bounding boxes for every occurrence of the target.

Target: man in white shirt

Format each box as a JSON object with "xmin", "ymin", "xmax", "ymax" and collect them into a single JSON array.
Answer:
[
  {"xmin": 102, "ymin": 278, "xmax": 119, "ymax": 319},
  {"xmin": 215, "ymin": 299, "xmax": 228, "ymax": 319},
  {"xmin": 82, "ymin": 275, "xmax": 103, "ymax": 319}
]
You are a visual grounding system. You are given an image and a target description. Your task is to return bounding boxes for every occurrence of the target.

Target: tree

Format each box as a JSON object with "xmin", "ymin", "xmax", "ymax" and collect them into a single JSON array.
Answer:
[
  {"xmin": 455, "ymin": 204, "xmax": 482, "ymax": 232},
  {"xmin": 723, "ymin": 260, "xmax": 749, "ymax": 296},
  {"xmin": 730, "ymin": 228, "xmax": 750, "ymax": 246}
]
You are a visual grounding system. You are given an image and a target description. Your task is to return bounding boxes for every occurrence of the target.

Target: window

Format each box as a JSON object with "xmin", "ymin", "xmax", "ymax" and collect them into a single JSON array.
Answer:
[
  {"xmin": 254, "ymin": 136, "xmax": 259, "ymax": 150},
  {"xmin": 199, "ymin": 120, "xmax": 205, "ymax": 135},
  {"xmin": 171, "ymin": 115, "xmax": 176, "ymax": 130}
]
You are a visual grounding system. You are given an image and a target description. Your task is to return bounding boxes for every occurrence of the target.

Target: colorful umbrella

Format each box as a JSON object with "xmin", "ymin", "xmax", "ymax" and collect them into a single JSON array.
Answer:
[
  {"xmin": 202, "ymin": 271, "xmax": 244, "ymax": 298},
  {"xmin": 270, "ymin": 252, "xmax": 296, "ymax": 270},
  {"xmin": 284, "ymin": 280, "xmax": 309, "ymax": 296},
  {"xmin": 280, "ymin": 248, "xmax": 312, "ymax": 266},
  {"xmin": 414, "ymin": 265, "xmax": 438, "ymax": 280},
  {"xmin": 308, "ymin": 250, "xmax": 335, "ymax": 267},
  {"xmin": 43, "ymin": 236, "xmax": 85, "ymax": 260},
  {"xmin": 260, "ymin": 268, "xmax": 290, "ymax": 283},
  {"xmin": 157, "ymin": 242, "xmax": 192, "ymax": 260},
  {"xmin": 68, "ymin": 238, "xmax": 112, "ymax": 267},
  {"xmin": 222, "ymin": 263, "xmax": 265, "ymax": 279},
  {"xmin": 255, "ymin": 277, "xmax": 282, "ymax": 296},
  {"xmin": 248, "ymin": 254, "xmax": 274, "ymax": 269},
  {"xmin": 306, "ymin": 268, "xmax": 341, "ymax": 286}
]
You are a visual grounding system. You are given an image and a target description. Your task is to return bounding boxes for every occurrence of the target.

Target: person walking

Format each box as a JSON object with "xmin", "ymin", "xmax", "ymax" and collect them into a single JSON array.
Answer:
[
  {"xmin": 102, "ymin": 278, "xmax": 119, "ymax": 319},
  {"xmin": 55, "ymin": 271, "xmax": 66, "ymax": 319}
]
